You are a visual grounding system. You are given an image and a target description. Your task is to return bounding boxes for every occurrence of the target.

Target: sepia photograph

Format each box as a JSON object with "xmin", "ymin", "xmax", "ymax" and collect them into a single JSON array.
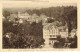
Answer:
[{"xmin": 2, "ymin": 2, "xmax": 77, "ymax": 49}]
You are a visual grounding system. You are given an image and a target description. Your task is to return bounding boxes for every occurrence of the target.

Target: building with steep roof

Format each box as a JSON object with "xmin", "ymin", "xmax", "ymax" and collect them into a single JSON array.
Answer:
[
  {"xmin": 40, "ymin": 14, "xmax": 48, "ymax": 25},
  {"xmin": 43, "ymin": 22, "xmax": 77, "ymax": 47},
  {"xmin": 43, "ymin": 22, "xmax": 69, "ymax": 47},
  {"xmin": 18, "ymin": 11, "xmax": 31, "ymax": 20},
  {"xmin": 70, "ymin": 29, "xmax": 77, "ymax": 38},
  {"xmin": 43, "ymin": 23, "xmax": 60, "ymax": 46}
]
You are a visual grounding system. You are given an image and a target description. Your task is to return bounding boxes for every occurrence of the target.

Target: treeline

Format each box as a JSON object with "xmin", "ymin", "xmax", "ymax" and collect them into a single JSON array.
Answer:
[
  {"xmin": 3, "ymin": 6, "xmax": 77, "ymax": 28},
  {"xmin": 3, "ymin": 6, "xmax": 77, "ymax": 34},
  {"xmin": 26, "ymin": 6, "xmax": 77, "ymax": 33}
]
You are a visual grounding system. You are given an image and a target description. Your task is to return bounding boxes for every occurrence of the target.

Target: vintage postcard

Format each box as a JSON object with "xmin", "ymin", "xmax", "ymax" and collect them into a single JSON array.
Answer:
[{"xmin": 0, "ymin": 0, "xmax": 80, "ymax": 51}]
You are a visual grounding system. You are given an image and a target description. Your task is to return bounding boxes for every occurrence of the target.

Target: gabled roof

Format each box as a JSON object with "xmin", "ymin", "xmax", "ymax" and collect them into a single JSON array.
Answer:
[
  {"xmin": 43, "ymin": 22, "xmax": 68, "ymax": 32},
  {"xmin": 43, "ymin": 23, "xmax": 58, "ymax": 30},
  {"xmin": 71, "ymin": 29, "xmax": 77, "ymax": 32}
]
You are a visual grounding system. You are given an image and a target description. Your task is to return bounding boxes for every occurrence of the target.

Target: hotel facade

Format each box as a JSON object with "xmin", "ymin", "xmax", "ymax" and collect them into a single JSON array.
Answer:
[{"xmin": 43, "ymin": 23, "xmax": 76, "ymax": 47}]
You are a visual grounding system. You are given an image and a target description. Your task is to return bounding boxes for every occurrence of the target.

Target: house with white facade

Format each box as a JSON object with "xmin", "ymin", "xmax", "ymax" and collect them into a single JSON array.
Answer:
[
  {"xmin": 70, "ymin": 29, "xmax": 77, "ymax": 38},
  {"xmin": 18, "ymin": 11, "xmax": 31, "ymax": 20},
  {"xmin": 58, "ymin": 26, "xmax": 68, "ymax": 38},
  {"xmin": 43, "ymin": 22, "xmax": 77, "ymax": 47},
  {"xmin": 40, "ymin": 14, "xmax": 48, "ymax": 25},
  {"xmin": 43, "ymin": 23, "xmax": 60, "ymax": 47},
  {"xmin": 9, "ymin": 13, "xmax": 18, "ymax": 22}
]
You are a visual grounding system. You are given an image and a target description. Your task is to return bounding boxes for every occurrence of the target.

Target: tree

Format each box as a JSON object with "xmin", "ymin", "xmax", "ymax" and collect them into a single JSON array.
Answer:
[
  {"xmin": 3, "ymin": 10, "xmax": 10, "ymax": 19},
  {"xmin": 30, "ymin": 21, "xmax": 43, "ymax": 36},
  {"xmin": 64, "ymin": 7, "xmax": 77, "ymax": 36}
]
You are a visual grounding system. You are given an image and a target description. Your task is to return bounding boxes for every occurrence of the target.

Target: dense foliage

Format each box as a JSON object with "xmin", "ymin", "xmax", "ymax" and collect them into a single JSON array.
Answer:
[
  {"xmin": 3, "ymin": 19, "xmax": 44, "ymax": 48},
  {"xmin": 3, "ymin": 6, "xmax": 77, "ymax": 31},
  {"xmin": 53, "ymin": 35, "xmax": 77, "ymax": 48},
  {"xmin": 3, "ymin": 6, "xmax": 77, "ymax": 48},
  {"xmin": 26, "ymin": 6, "xmax": 77, "ymax": 33}
]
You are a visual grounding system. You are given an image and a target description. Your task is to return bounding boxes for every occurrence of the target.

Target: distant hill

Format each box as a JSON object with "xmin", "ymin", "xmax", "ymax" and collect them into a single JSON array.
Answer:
[{"xmin": 3, "ymin": 6, "xmax": 77, "ymax": 30}]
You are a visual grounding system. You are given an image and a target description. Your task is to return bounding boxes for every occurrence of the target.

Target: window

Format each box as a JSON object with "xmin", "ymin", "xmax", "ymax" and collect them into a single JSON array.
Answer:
[
  {"xmin": 54, "ymin": 30, "xmax": 55, "ymax": 34},
  {"xmin": 52, "ymin": 30, "xmax": 53, "ymax": 34},
  {"xmin": 50, "ymin": 35, "xmax": 52, "ymax": 37},
  {"xmin": 52, "ymin": 41, "xmax": 53, "ymax": 43},
  {"xmin": 49, "ymin": 30, "xmax": 50, "ymax": 34},
  {"xmin": 45, "ymin": 32, "xmax": 46, "ymax": 34}
]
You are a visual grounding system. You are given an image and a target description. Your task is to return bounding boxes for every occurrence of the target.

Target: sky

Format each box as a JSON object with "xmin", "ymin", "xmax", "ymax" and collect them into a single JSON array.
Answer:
[{"xmin": 3, "ymin": 1, "xmax": 77, "ymax": 9}]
